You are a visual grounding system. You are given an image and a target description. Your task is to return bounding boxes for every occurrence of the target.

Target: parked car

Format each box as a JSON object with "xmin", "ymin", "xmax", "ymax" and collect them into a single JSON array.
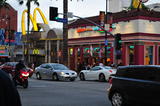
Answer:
[
  {"xmin": 35, "ymin": 63, "xmax": 77, "ymax": 81},
  {"xmin": 108, "ymin": 65, "xmax": 160, "ymax": 106},
  {"xmin": 79, "ymin": 66, "xmax": 116, "ymax": 82},
  {"xmin": 0, "ymin": 62, "xmax": 33, "ymax": 77},
  {"xmin": 0, "ymin": 62, "xmax": 18, "ymax": 74}
]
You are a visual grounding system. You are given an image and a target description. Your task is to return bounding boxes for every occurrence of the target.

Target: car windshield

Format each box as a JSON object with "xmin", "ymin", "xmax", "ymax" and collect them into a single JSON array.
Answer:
[
  {"xmin": 10, "ymin": 62, "xmax": 18, "ymax": 66},
  {"xmin": 51, "ymin": 64, "xmax": 69, "ymax": 70}
]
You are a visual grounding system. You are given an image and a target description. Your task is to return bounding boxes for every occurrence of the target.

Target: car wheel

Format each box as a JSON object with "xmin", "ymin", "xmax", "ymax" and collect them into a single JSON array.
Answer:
[
  {"xmin": 111, "ymin": 92, "xmax": 126, "ymax": 106},
  {"xmin": 79, "ymin": 73, "xmax": 85, "ymax": 81},
  {"xmin": 36, "ymin": 73, "xmax": 41, "ymax": 80},
  {"xmin": 99, "ymin": 73, "xmax": 106, "ymax": 82},
  {"xmin": 52, "ymin": 73, "xmax": 59, "ymax": 81}
]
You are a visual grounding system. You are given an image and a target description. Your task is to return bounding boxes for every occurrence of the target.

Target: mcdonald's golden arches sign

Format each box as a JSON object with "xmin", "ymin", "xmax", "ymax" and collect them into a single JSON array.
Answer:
[{"xmin": 21, "ymin": 8, "xmax": 48, "ymax": 35}]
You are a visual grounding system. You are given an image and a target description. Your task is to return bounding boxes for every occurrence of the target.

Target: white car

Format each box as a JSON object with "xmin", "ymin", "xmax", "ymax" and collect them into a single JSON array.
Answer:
[{"xmin": 79, "ymin": 66, "xmax": 116, "ymax": 82}]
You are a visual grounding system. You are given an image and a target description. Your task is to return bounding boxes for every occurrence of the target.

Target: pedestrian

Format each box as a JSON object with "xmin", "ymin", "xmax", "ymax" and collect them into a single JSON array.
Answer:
[
  {"xmin": 0, "ymin": 70, "xmax": 21, "ymax": 106},
  {"xmin": 99, "ymin": 63, "xmax": 104, "ymax": 66},
  {"xmin": 86, "ymin": 64, "xmax": 91, "ymax": 70}
]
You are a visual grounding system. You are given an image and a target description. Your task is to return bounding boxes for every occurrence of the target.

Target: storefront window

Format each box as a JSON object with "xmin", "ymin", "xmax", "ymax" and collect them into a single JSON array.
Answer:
[
  {"xmin": 69, "ymin": 48, "xmax": 73, "ymax": 56},
  {"xmin": 83, "ymin": 47, "xmax": 90, "ymax": 57},
  {"xmin": 77, "ymin": 48, "xmax": 81, "ymax": 57},
  {"xmin": 145, "ymin": 46, "xmax": 153, "ymax": 65},
  {"xmin": 128, "ymin": 45, "xmax": 134, "ymax": 65}
]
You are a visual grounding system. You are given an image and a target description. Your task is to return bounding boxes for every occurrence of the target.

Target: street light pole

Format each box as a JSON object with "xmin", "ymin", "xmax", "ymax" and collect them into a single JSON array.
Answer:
[
  {"xmin": 63, "ymin": 0, "xmax": 68, "ymax": 66},
  {"xmin": 105, "ymin": 0, "xmax": 108, "ymax": 65}
]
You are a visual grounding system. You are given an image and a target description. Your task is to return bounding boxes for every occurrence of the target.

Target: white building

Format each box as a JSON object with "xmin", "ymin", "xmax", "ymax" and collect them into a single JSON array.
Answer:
[
  {"xmin": 109, "ymin": 0, "xmax": 160, "ymax": 13},
  {"xmin": 147, "ymin": 3, "xmax": 160, "ymax": 12},
  {"xmin": 109, "ymin": 0, "xmax": 131, "ymax": 12}
]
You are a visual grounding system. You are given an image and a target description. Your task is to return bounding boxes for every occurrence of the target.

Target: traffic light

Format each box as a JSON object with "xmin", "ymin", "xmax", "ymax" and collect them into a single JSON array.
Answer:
[
  {"xmin": 115, "ymin": 33, "xmax": 122, "ymax": 50},
  {"xmin": 49, "ymin": 7, "xmax": 58, "ymax": 21}
]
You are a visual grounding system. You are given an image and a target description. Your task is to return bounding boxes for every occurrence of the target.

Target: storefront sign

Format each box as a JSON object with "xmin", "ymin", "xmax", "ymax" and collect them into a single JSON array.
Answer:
[
  {"xmin": 77, "ymin": 27, "xmax": 105, "ymax": 33},
  {"xmin": 33, "ymin": 49, "xmax": 40, "ymax": 55}
]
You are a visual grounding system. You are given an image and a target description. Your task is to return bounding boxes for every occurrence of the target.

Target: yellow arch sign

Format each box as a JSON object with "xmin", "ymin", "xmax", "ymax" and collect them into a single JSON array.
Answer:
[
  {"xmin": 33, "ymin": 49, "xmax": 40, "ymax": 55},
  {"xmin": 21, "ymin": 8, "xmax": 48, "ymax": 35}
]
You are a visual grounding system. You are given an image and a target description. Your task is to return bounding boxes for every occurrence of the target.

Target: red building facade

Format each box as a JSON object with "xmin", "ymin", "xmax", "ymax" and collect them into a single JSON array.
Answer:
[
  {"xmin": 0, "ymin": 4, "xmax": 17, "ymax": 61},
  {"xmin": 0, "ymin": 4, "xmax": 17, "ymax": 31},
  {"xmin": 68, "ymin": 10, "xmax": 160, "ymax": 71}
]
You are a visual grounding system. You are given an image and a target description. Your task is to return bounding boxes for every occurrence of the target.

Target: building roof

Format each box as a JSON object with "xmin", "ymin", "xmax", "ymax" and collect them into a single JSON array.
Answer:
[
  {"xmin": 68, "ymin": 9, "xmax": 160, "ymax": 29},
  {"xmin": 0, "ymin": 3, "xmax": 17, "ymax": 12}
]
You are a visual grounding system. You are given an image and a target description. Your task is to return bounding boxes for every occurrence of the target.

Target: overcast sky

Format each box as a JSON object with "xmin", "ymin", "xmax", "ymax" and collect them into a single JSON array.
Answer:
[{"xmin": 6, "ymin": 0, "xmax": 160, "ymax": 31}]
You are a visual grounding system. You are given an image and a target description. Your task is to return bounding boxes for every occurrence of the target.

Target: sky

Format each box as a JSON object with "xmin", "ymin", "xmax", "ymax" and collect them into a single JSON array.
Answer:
[{"xmin": 6, "ymin": 0, "xmax": 160, "ymax": 32}]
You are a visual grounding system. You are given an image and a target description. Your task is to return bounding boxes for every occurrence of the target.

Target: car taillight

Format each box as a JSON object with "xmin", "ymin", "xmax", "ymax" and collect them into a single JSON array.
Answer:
[
  {"xmin": 109, "ymin": 70, "xmax": 113, "ymax": 73},
  {"xmin": 107, "ymin": 77, "xmax": 113, "ymax": 92},
  {"xmin": 109, "ymin": 77, "xmax": 112, "ymax": 84}
]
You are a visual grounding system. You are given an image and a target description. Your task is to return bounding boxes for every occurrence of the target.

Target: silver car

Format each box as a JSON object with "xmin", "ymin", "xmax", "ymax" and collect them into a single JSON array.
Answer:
[{"xmin": 35, "ymin": 63, "xmax": 77, "ymax": 81}]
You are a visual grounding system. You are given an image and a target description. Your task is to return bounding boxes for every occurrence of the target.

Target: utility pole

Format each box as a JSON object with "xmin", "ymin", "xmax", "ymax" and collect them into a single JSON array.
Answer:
[
  {"xmin": 63, "ymin": 0, "xmax": 68, "ymax": 66},
  {"xmin": 105, "ymin": 0, "xmax": 108, "ymax": 65},
  {"xmin": 26, "ymin": 0, "xmax": 31, "ymax": 65}
]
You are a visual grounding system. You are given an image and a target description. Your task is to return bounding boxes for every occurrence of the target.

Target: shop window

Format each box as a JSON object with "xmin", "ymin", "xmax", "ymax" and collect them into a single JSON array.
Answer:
[
  {"xmin": 128, "ymin": 45, "xmax": 134, "ymax": 65},
  {"xmin": 77, "ymin": 48, "xmax": 81, "ymax": 57},
  {"xmin": 83, "ymin": 47, "xmax": 91, "ymax": 57},
  {"xmin": 145, "ymin": 46, "xmax": 153, "ymax": 65},
  {"xmin": 69, "ymin": 48, "xmax": 73, "ymax": 56},
  {"xmin": 93, "ymin": 47, "xmax": 100, "ymax": 57}
]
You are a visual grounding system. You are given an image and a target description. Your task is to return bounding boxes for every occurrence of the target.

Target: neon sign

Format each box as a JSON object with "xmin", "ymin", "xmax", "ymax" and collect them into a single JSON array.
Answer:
[
  {"xmin": 77, "ymin": 27, "xmax": 112, "ymax": 33},
  {"xmin": 77, "ymin": 27, "xmax": 105, "ymax": 33}
]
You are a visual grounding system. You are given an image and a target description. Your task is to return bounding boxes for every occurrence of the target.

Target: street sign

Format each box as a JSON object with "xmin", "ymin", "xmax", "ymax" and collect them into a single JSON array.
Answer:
[
  {"xmin": 56, "ymin": 18, "xmax": 68, "ymax": 23},
  {"xmin": 105, "ymin": 40, "xmax": 108, "ymax": 46}
]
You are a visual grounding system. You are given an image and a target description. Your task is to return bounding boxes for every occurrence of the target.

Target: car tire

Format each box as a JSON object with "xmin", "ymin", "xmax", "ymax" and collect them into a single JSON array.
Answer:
[
  {"xmin": 99, "ymin": 73, "xmax": 106, "ymax": 82},
  {"xmin": 79, "ymin": 73, "xmax": 85, "ymax": 81},
  {"xmin": 36, "ymin": 73, "xmax": 41, "ymax": 80},
  {"xmin": 52, "ymin": 73, "xmax": 59, "ymax": 81},
  {"xmin": 111, "ymin": 92, "xmax": 126, "ymax": 106}
]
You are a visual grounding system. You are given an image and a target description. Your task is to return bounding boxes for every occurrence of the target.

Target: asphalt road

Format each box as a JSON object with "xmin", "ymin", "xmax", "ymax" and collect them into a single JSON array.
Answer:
[{"xmin": 18, "ymin": 78, "xmax": 111, "ymax": 106}]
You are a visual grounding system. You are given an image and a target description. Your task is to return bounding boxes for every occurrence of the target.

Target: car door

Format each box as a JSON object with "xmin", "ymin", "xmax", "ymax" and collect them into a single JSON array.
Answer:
[
  {"xmin": 124, "ymin": 67, "xmax": 158, "ymax": 104},
  {"xmin": 119, "ymin": 67, "xmax": 144, "ymax": 103},
  {"xmin": 86, "ymin": 66, "xmax": 101, "ymax": 80},
  {"xmin": 2, "ymin": 63, "xmax": 10, "ymax": 72},
  {"xmin": 39, "ymin": 64, "xmax": 48, "ymax": 79},
  {"xmin": 140, "ymin": 68, "xmax": 160, "ymax": 105},
  {"xmin": 45, "ymin": 64, "xmax": 53, "ymax": 79}
]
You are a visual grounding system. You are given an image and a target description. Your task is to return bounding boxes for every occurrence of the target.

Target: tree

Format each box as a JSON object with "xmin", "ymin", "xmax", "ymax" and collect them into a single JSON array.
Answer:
[{"xmin": 0, "ymin": 0, "xmax": 7, "ymax": 6}]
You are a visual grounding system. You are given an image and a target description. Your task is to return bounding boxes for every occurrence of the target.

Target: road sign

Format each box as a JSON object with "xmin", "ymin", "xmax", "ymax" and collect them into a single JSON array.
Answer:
[
  {"xmin": 105, "ymin": 40, "xmax": 108, "ymax": 46},
  {"xmin": 56, "ymin": 18, "xmax": 68, "ymax": 23}
]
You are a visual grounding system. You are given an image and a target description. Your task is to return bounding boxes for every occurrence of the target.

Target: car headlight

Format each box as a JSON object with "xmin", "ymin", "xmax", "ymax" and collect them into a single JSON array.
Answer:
[
  {"xmin": 60, "ymin": 72, "xmax": 65, "ymax": 75},
  {"xmin": 22, "ymin": 73, "xmax": 29, "ymax": 77}
]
